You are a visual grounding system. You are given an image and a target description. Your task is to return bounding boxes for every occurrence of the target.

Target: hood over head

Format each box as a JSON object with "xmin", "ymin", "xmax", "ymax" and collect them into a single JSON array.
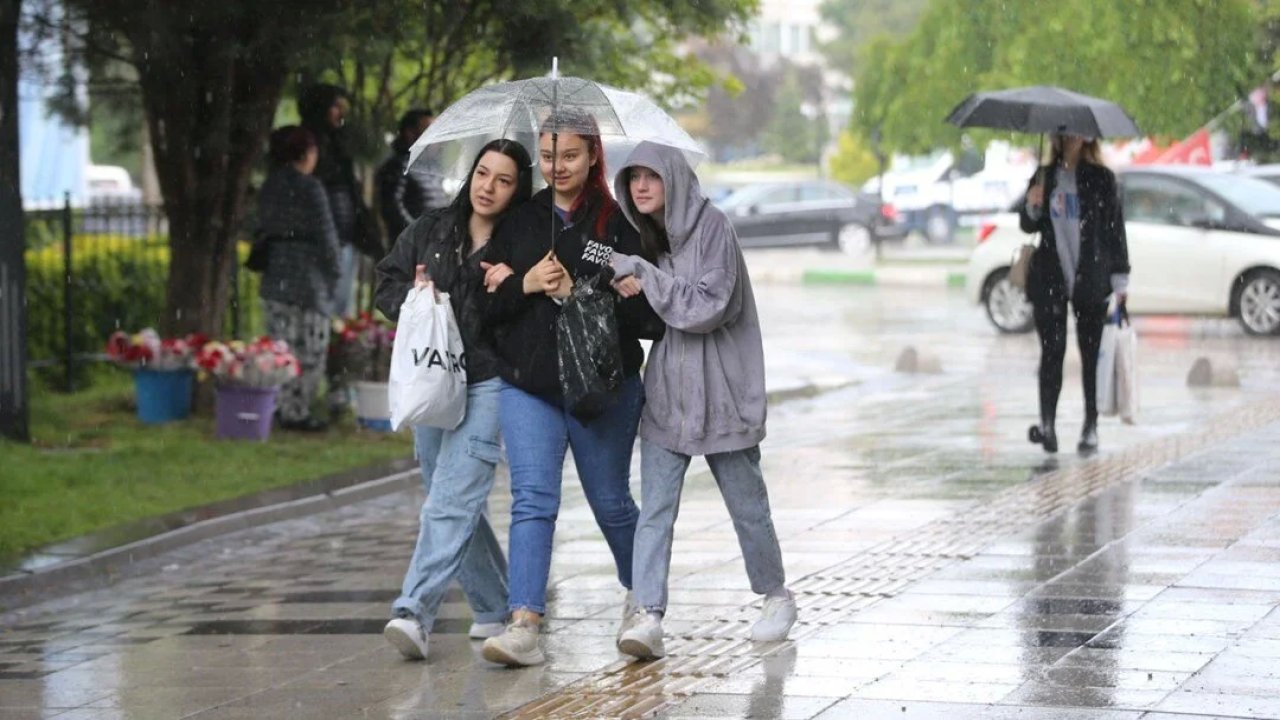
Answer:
[{"xmin": 615, "ymin": 142, "xmax": 706, "ymax": 253}]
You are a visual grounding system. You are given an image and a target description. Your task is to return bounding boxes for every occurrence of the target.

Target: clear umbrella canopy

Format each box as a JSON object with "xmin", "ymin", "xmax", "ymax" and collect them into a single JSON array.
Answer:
[{"xmin": 406, "ymin": 76, "xmax": 705, "ymax": 190}]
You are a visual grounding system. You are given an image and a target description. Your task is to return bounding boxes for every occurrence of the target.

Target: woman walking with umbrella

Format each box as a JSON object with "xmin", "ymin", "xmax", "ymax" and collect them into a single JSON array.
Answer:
[
  {"xmin": 945, "ymin": 86, "xmax": 1136, "ymax": 454},
  {"xmin": 1020, "ymin": 132, "xmax": 1129, "ymax": 454}
]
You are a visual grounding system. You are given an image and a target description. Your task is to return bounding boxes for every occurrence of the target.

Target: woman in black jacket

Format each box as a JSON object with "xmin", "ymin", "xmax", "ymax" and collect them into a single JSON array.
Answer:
[
  {"xmin": 256, "ymin": 126, "xmax": 342, "ymax": 432},
  {"xmin": 478, "ymin": 112, "xmax": 663, "ymax": 667},
  {"xmin": 1019, "ymin": 133, "xmax": 1130, "ymax": 454},
  {"xmin": 374, "ymin": 139, "xmax": 533, "ymax": 661}
]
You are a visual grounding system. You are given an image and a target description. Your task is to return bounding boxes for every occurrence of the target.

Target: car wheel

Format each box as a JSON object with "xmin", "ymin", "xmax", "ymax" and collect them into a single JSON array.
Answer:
[
  {"xmin": 1236, "ymin": 269, "xmax": 1280, "ymax": 335},
  {"xmin": 984, "ymin": 268, "xmax": 1035, "ymax": 334},
  {"xmin": 835, "ymin": 223, "xmax": 872, "ymax": 256},
  {"xmin": 924, "ymin": 205, "xmax": 956, "ymax": 245}
]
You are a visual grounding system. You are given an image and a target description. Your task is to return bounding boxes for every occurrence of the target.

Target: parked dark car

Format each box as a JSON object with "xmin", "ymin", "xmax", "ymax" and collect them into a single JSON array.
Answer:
[{"xmin": 714, "ymin": 180, "xmax": 905, "ymax": 254}]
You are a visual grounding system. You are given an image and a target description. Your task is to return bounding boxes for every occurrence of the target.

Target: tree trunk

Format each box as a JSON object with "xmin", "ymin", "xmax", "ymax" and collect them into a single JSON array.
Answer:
[
  {"xmin": 0, "ymin": 0, "xmax": 29, "ymax": 441},
  {"xmin": 125, "ymin": 15, "xmax": 287, "ymax": 337}
]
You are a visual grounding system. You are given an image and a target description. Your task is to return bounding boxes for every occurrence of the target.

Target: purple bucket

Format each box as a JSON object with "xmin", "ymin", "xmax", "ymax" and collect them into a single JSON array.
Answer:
[{"xmin": 214, "ymin": 384, "xmax": 278, "ymax": 441}]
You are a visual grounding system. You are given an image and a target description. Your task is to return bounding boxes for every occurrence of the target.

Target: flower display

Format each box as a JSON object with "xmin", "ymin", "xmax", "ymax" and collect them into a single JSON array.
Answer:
[
  {"xmin": 105, "ymin": 328, "xmax": 207, "ymax": 371},
  {"xmin": 196, "ymin": 336, "xmax": 301, "ymax": 389},
  {"xmin": 329, "ymin": 312, "xmax": 395, "ymax": 383}
]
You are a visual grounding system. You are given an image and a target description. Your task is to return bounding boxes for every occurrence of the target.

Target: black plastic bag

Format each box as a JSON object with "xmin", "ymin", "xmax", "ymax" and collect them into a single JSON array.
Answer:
[{"xmin": 556, "ymin": 271, "xmax": 622, "ymax": 421}]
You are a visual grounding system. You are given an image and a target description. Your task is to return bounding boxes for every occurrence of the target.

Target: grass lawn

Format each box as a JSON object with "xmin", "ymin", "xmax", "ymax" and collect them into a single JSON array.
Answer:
[{"xmin": 0, "ymin": 369, "xmax": 413, "ymax": 561}]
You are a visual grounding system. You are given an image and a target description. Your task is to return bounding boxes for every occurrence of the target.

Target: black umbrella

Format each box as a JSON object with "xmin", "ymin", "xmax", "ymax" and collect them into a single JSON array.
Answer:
[{"xmin": 945, "ymin": 85, "xmax": 1140, "ymax": 138}]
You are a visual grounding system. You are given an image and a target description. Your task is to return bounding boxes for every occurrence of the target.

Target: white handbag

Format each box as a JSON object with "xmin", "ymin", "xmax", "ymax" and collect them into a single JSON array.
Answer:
[{"xmin": 388, "ymin": 284, "xmax": 467, "ymax": 431}]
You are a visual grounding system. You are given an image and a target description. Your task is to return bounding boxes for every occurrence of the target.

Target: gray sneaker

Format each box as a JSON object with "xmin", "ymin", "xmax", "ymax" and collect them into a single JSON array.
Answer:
[
  {"xmin": 481, "ymin": 618, "xmax": 545, "ymax": 667},
  {"xmin": 617, "ymin": 612, "xmax": 665, "ymax": 660},
  {"xmin": 751, "ymin": 589, "xmax": 797, "ymax": 642},
  {"xmin": 383, "ymin": 617, "xmax": 429, "ymax": 660},
  {"xmin": 616, "ymin": 590, "xmax": 640, "ymax": 641},
  {"xmin": 468, "ymin": 621, "xmax": 506, "ymax": 639}
]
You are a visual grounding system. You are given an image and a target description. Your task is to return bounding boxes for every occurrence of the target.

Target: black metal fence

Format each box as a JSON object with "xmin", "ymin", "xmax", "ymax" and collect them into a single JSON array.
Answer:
[{"xmin": 24, "ymin": 195, "xmax": 261, "ymax": 391}]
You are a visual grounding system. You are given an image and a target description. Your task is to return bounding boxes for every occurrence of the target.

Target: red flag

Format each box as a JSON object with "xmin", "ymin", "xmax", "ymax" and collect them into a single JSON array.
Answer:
[
  {"xmin": 1153, "ymin": 129, "xmax": 1212, "ymax": 165},
  {"xmin": 1130, "ymin": 138, "xmax": 1169, "ymax": 165}
]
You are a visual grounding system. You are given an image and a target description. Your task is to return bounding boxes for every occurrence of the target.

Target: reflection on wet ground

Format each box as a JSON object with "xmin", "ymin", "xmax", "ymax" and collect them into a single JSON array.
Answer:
[{"xmin": 3, "ymin": 286, "xmax": 1280, "ymax": 719}]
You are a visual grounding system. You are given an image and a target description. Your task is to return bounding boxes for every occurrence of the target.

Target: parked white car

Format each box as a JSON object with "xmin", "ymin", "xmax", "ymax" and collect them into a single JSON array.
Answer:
[{"xmin": 967, "ymin": 166, "xmax": 1280, "ymax": 336}]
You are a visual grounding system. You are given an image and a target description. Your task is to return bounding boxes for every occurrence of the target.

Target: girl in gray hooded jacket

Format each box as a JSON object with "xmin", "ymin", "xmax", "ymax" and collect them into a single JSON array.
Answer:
[{"xmin": 608, "ymin": 141, "xmax": 796, "ymax": 660}]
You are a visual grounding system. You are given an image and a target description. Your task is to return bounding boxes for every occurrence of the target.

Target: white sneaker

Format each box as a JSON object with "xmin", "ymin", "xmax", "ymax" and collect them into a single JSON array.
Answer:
[
  {"xmin": 751, "ymin": 589, "xmax": 797, "ymax": 642},
  {"xmin": 617, "ymin": 612, "xmax": 666, "ymax": 660},
  {"xmin": 481, "ymin": 618, "xmax": 545, "ymax": 667},
  {"xmin": 617, "ymin": 590, "xmax": 640, "ymax": 641},
  {"xmin": 468, "ymin": 621, "xmax": 506, "ymax": 639},
  {"xmin": 383, "ymin": 617, "xmax": 429, "ymax": 660}
]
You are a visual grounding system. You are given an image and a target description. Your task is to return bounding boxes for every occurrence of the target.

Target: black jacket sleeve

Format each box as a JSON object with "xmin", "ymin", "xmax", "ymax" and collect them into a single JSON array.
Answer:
[
  {"xmin": 1097, "ymin": 170, "xmax": 1130, "ymax": 276},
  {"xmin": 481, "ymin": 216, "xmax": 539, "ymax": 324},
  {"xmin": 374, "ymin": 213, "xmax": 439, "ymax": 321},
  {"xmin": 377, "ymin": 155, "xmax": 415, "ymax": 240},
  {"xmin": 1018, "ymin": 168, "xmax": 1050, "ymax": 235}
]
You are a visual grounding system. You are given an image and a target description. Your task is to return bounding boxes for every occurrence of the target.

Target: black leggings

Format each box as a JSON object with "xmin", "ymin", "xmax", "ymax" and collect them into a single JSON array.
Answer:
[{"xmin": 1033, "ymin": 299, "xmax": 1108, "ymax": 427}]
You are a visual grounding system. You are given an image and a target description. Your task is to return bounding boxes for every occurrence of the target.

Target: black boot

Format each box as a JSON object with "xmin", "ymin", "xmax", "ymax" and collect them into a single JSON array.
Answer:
[
  {"xmin": 1078, "ymin": 418, "xmax": 1098, "ymax": 454},
  {"xmin": 1028, "ymin": 421, "xmax": 1058, "ymax": 454}
]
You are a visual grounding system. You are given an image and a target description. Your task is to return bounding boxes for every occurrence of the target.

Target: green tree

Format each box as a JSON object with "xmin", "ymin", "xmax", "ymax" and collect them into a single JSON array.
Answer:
[
  {"xmin": 828, "ymin": 129, "xmax": 879, "ymax": 187},
  {"xmin": 27, "ymin": 0, "xmax": 756, "ymax": 336},
  {"xmin": 761, "ymin": 66, "xmax": 825, "ymax": 164},
  {"xmin": 818, "ymin": 0, "xmax": 927, "ymax": 75},
  {"xmin": 853, "ymin": 0, "xmax": 1261, "ymax": 155}
]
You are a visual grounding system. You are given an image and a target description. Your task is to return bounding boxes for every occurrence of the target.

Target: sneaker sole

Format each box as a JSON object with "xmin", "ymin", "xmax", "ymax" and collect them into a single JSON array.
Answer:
[
  {"xmin": 617, "ymin": 637, "xmax": 664, "ymax": 660},
  {"xmin": 468, "ymin": 624, "xmax": 505, "ymax": 640},
  {"xmin": 383, "ymin": 625, "xmax": 426, "ymax": 660},
  {"xmin": 751, "ymin": 615, "xmax": 798, "ymax": 642},
  {"xmin": 481, "ymin": 642, "xmax": 545, "ymax": 667}
]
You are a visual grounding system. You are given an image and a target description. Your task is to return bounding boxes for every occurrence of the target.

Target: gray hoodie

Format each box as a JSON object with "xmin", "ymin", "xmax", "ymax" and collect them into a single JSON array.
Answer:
[{"xmin": 611, "ymin": 142, "xmax": 766, "ymax": 456}]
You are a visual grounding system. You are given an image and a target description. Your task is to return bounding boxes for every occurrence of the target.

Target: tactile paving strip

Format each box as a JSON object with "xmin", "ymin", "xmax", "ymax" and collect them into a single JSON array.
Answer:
[{"xmin": 498, "ymin": 396, "xmax": 1280, "ymax": 719}]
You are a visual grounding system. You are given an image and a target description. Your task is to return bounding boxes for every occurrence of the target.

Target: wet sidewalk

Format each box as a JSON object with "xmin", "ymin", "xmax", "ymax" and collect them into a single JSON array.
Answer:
[{"xmin": 3, "ymin": 285, "xmax": 1280, "ymax": 719}]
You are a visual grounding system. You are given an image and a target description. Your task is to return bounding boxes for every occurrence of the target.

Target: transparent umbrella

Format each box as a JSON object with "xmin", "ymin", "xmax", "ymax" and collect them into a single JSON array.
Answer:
[{"xmin": 406, "ymin": 62, "xmax": 705, "ymax": 187}]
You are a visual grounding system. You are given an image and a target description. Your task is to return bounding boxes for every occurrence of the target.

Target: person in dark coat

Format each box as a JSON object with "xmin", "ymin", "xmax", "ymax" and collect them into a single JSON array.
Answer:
[
  {"xmin": 374, "ymin": 139, "xmax": 533, "ymax": 661},
  {"xmin": 256, "ymin": 126, "xmax": 342, "ymax": 432},
  {"xmin": 477, "ymin": 111, "xmax": 664, "ymax": 668},
  {"xmin": 376, "ymin": 108, "xmax": 449, "ymax": 243},
  {"xmin": 1020, "ymin": 133, "xmax": 1131, "ymax": 454},
  {"xmin": 298, "ymin": 83, "xmax": 380, "ymax": 317}
]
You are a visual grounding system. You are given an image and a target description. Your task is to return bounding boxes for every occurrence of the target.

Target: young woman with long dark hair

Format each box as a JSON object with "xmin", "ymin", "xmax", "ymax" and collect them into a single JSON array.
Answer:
[{"xmin": 374, "ymin": 139, "xmax": 533, "ymax": 661}]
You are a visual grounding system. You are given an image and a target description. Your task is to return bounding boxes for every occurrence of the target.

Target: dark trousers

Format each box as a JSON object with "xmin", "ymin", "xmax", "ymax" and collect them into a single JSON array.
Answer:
[{"xmin": 1033, "ymin": 298, "xmax": 1108, "ymax": 427}]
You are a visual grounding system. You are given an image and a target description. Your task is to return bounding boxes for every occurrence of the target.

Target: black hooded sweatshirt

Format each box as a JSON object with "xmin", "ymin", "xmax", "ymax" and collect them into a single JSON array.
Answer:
[{"xmin": 484, "ymin": 188, "xmax": 664, "ymax": 400}]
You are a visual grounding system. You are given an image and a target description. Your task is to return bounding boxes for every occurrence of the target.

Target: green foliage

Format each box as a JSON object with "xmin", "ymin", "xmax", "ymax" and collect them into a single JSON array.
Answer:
[
  {"xmin": 829, "ymin": 129, "xmax": 881, "ymax": 187},
  {"xmin": 761, "ymin": 70, "xmax": 825, "ymax": 164},
  {"xmin": 854, "ymin": 0, "xmax": 1261, "ymax": 154},
  {"xmin": 818, "ymin": 0, "xmax": 928, "ymax": 75},
  {"xmin": 24, "ymin": 237, "xmax": 261, "ymax": 370},
  {"xmin": 299, "ymin": 0, "xmax": 759, "ymax": 164}
]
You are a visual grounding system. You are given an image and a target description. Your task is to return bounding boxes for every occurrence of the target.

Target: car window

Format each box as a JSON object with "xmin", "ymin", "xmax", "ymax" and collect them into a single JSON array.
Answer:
[
  {"xmin": 1196, "ymin": 173, "xmax": 1280, "ymax": 220},
  {"xmin": 1122, "ymin": 177, "xmax": 1225, "ymax": 227},
  {"xmin": 759, "ymin": 187, "xmax": 798, "ymax": 206},
  {"xmin": 798, "ymin": 184, "xmax": 848, "ymax": 202}
]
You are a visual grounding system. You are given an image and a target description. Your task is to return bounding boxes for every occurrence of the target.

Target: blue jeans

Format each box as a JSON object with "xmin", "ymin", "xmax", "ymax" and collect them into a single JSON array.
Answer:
[
  {"xmin": 500, "ymin": 376, "xmax": 644, "ymax": 614},
  {"xmin": 392, "ymin": 378, "xmax": 508, "ymax": 628}
]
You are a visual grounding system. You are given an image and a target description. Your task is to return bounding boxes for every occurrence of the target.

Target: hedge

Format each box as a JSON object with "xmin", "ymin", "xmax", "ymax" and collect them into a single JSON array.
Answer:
[{"xmin": 25, "ymin": 236, "xmax": 262, "ymax": 376}]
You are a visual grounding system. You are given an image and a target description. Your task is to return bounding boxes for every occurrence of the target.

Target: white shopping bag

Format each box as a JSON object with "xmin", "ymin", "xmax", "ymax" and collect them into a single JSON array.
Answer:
[
  {"xmin": 388, "ymin": 284, "xmax": 467, "ymax": 431},
  {"xmin": 1096, "ymin": 316, "xmax": 1119, "ymax": 417},
  {"xmin": 1113, "ymin": 320, "xmax": 1138, "ymax": 424}
]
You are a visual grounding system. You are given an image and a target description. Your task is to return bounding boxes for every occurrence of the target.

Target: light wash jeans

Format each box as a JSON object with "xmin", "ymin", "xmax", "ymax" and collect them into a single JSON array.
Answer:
[
  {"xmin": 499, "ymin": 376, "xmax": 644, "ymax": 614},
  {"xmin": 333, "ymin": 243, "xmax": 358, "ymax": 318},
  {"xmin": 633, "ymin": 441, "xmax": 786, "ymax": 613},
  {"xmin": 392, "ymin": 378, "xmax": 508, "ymax": 628}
]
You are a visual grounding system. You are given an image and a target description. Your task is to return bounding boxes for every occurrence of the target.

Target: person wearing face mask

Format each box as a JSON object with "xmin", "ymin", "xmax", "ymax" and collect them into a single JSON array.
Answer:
[
  {"xmin": 1020, "ymin": 132, "xmax": 1131, "ymax": 455},
  {"xmin": 606, "ymin": 141, "xmax": 796, "ymax": 661},
  {"xmin": 255, "ymin": 125, "xmax": 342, "ymax": 432},
  {"xmin": 476, "ymin": 111, "xmax": 664, "ymax": 668},
  {"xmin": 374, "ymin": 139, "xmax": 534, "ymax": 661}
]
